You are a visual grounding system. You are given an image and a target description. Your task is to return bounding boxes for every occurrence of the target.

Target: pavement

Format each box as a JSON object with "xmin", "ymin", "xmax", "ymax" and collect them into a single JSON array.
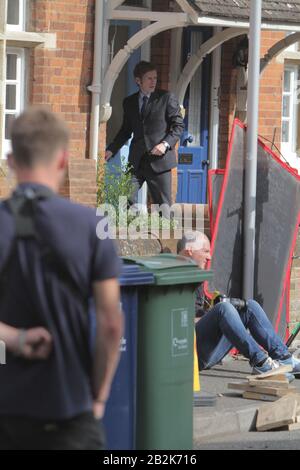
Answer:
[
  {"xmin": 193, "ymin": 355, "xmax": 300, "ymax": 450},
  {"xmin": 194, "ymin": 429, "xmax": 300, "ymax": 450}
]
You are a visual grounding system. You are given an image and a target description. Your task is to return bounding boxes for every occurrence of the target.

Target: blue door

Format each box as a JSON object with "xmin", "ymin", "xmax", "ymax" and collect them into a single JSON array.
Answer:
[{"xmin": 176, "ymin": 27, "xmax": 211, "ymax": 204}]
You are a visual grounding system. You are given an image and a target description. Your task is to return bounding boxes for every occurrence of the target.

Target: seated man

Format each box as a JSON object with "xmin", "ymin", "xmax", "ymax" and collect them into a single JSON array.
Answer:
[{"xmin": 177, "ymin": 230, "xmax": 300, "ymax": 378}]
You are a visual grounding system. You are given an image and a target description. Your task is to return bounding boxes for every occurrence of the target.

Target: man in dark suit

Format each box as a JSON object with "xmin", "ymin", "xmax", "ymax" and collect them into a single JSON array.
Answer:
[{"xmin": 105, "ymin": 61, "xmax": 184, "ymax": 207}]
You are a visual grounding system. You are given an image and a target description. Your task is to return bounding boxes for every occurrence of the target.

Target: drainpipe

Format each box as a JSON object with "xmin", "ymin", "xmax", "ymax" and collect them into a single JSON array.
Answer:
[
  {"xmin": 243, "ymin": 0, "xmax": 262, "ymax": 299},
  {"xmin": 88, "ymin": 0, "xmax": 105, "ymax": 160},
  {"xmin": 209, "ymin": 26, "xmax": 221, "ymax": 170}
]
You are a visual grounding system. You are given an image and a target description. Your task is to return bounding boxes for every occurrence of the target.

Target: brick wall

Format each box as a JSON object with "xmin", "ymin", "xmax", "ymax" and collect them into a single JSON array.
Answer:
[
  {"xmin": 259, "ymin": 31, "xmax": 285, "ymax": 154},
  {"xmin": 26, "ymin": 0, "xmax": 96, "ymax": 205},
  {"xmin": 219, "ymin": 31, "xmax": 284, "ymax": 167},
  {"xmin": 67, "ymin": 158, "xmax": 97, "ymax": 207},
  {"xmin": 219, "ymin": 37, "xmax": 240, "ymax": 168},
  {"xmin": 29, "ymin": 0, "xmax": 94, "ymax": 159},
  {"xmin": 290, "ymin": 231, "xmax": 300, "ymax": 331},
  {"xmin": 151, "ymin": 0, "xmax": 172, "ymax": 90},
  {"xmin": 150, "ymin": 0, "xmax": 172, "ymax": 89}
]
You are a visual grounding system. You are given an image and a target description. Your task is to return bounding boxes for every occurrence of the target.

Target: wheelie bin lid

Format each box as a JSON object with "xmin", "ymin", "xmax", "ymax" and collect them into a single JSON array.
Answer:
[
  {"xmin": 122, "ymin": 254, "xmax": 213, "ymax": 286},
  {"xmin": 119, "ymin": 263, "xmax": 155, "ymax": 287}
]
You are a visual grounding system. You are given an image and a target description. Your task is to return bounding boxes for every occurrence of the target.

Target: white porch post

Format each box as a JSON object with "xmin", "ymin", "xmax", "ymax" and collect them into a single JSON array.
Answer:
[
  {"xmin": 88, "ymin": 0, "xmax": 105, "ymax": 160},
  {"xmin": 209, "ymin": 27, "xmax": 221, "ymax": 170},
  {"xmin": 175, "ymin": 28, "xmax": 247, "ymax": 105}
]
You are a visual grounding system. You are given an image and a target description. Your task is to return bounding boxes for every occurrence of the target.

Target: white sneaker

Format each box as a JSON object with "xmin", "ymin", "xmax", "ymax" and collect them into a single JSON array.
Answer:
[
  {"xmin": 252, "ymin": 356, "xmax": 294, "ymax": 382},
  {"xmin": 278, "ymin": 355, "xmax": 300, "ymax": 374},
  {"xmin": 252, "ymin": 357, "xmax": 279, "ymax": 375}
]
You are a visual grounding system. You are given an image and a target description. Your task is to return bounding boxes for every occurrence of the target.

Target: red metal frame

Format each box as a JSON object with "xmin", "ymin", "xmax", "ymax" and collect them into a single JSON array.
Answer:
[
  {"xmin": 204, "ymin": 119, "xmax": 300, "ymax": 336},
  {"xmin": 207, "ymin": 169, "xmax": 225, "ymax": 236}
]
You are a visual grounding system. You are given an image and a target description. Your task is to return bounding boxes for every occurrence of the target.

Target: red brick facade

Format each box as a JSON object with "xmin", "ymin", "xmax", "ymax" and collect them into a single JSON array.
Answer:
[
  {"xmin": 0, "ymin": 0, "xmax": 97, "ymax": 206},
  {"xmin": 30, "ymin": 0, "xmax": 94, "ymax": 159},
  {"xmin": 151, "ymin": 0, "xmax": 172, "ymax": 90},
  {"xmin": 291, "ymin": 234, "xmax": 300, "ymax": 331},
  {"xmin": 219, "ymin": 36, "xmax": 240, "ymax": 168},
  {"xmin": 259, "ymin": 31, "xmax": 285, "ymax": 153},
  {"xmin": 219, "ymin": 31, "xmax": 285, "ymax": 167}
]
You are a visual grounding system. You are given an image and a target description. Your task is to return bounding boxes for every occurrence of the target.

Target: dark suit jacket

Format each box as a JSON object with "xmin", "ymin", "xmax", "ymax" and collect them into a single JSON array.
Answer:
[{"xmin": 107, "ymin": 90, "xmax": 184, "ymax": 174}]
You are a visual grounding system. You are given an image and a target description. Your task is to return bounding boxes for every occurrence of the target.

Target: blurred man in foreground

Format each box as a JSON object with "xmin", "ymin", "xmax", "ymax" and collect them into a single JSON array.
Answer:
[{"xmin": 0, "ymin": 107, "xmax": 123, "ymax": 450}]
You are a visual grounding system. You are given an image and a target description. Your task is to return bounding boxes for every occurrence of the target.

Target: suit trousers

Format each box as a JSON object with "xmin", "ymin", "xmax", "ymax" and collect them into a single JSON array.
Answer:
[{"xmin": 130, "ymin": 155, "xmax": 172, "ymax": 208}]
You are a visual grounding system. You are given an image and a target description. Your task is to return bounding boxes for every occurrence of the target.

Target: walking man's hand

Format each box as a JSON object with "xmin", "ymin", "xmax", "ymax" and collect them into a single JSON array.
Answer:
[
  {"xmin": 105, "ymin": 150, "xmax": 113, "ymax": 162},
  {"xmin": 13, "ymin": 327, "xmax": 53, "ymax": 360},
  {"xmin": 150, "ymin": 143, "xmax": 167, "ymax": 156},
  {"xmin": 93, "ymin": 400, "xmax": 106, "ymax": 420}
]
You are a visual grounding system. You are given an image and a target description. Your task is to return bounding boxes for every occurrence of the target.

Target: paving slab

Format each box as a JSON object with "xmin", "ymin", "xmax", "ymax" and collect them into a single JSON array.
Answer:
[{"xmin": 194, "ymin": 429, "xmax": 300, "ymax": 450}]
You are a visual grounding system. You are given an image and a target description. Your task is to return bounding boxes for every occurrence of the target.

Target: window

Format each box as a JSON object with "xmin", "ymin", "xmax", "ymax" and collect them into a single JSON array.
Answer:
[
  {"xmin": 6, "ymin": 0, "xmax": 26, "ymax": 31},
  {"xmin": 4, "ymin": 48, "xmax": 25, "ymax": 158},
  {"xmin": 281, "ymin": 66, "xmax": 299, "ymax": 162},
  {"xmin": 187, "ymin": 30, "xmax": 203, "ymax": 147},
  {"xmin": 123, "ymin": 1, "xmax": 144, "ymax": 5}
]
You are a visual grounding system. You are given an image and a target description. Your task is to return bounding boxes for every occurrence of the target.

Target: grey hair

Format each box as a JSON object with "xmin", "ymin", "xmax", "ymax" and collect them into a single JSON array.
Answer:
[{"xmin": 177, "ymin": 231, "xmax": 209, "ymax": 254}]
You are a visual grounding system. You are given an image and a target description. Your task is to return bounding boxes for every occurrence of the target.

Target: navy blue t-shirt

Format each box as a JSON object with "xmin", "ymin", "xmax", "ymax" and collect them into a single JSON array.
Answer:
[{"xmin": 0, "ymin": 183, "xmax": 121, "ymax": 420}]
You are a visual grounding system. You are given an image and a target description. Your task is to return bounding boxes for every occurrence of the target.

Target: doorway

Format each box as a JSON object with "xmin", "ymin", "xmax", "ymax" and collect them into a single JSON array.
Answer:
[{"xmin": 176, "ymin": 27, "xmax": 212, "ymax": 204}]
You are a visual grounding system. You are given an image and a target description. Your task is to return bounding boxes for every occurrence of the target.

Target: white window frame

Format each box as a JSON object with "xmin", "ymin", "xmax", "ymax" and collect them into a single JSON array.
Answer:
[
  {"xmin": 6, "ymin": 0, "xmax": 26, "ymax": 32},
  {"xmin": 281, "ymin": 65, "xmax": 299, "ymax": 163},
  {"xmin": 3, "ymin": 47, "xmax": 25, "ymax": 158},
  {"xmin": 187, "ymin": 30, "xmax": 203, "ymax": 148}
]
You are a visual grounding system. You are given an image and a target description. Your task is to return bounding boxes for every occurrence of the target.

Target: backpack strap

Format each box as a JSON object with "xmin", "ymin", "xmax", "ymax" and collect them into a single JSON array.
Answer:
[
  {"xmin": 6, "ymin": 186, "xmax": 53, "ymax": 239},
  {"xmin": 0, "ymin": 187, "xmax": 88, "ymax": 310}
]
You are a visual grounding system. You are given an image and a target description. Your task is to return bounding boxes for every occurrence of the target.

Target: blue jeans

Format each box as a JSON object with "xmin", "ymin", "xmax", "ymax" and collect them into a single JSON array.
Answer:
[{"xmin": 195, "ymin": 300, "xmax": 289, "ymax": 370}]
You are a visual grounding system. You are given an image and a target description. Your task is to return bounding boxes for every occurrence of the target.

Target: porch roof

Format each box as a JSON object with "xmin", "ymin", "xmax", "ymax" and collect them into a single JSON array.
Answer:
[{"xmin": 188, "ymin": 0, "xmax": 300, "ymax": 29}]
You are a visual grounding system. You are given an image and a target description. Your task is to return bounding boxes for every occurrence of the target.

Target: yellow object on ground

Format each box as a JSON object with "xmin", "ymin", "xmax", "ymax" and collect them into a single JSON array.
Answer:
[{"xmin": 194, "ymin": 332, "xmax": 200, "ymax": 392}]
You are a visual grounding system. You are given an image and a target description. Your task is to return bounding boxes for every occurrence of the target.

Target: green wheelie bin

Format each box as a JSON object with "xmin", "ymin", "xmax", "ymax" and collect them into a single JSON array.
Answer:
[{"xmin": 123, "ymin": 254, "xmax": 213, "ymax": 450}]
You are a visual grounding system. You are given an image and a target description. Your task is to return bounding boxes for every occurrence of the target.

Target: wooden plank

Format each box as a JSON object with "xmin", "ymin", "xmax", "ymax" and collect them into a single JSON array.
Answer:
[
  {"xmin": 280, "ymin": 422, "xmax": 300, "ymax": 431},
  {"xmin": 228, "ymin": 382, "xmax": 250, "ymax": 391},
  {"xmin": 246, "ymin": 365, "xmax": 293, "ymax": 380},
  {"xmin": 253, "ymin": 387, "xmax": 296, "ymax": 397},
  {"xmin": 229, "ymin": 382, "xmax": 296, "ymax": 397},
  {"xmin": 256, "ymin": 395, "xmax": 298, "ymax": 431},
  {"xmin": 243, "ymin": 391, "xmax": 278, "ymax": 402},
  {"xmin": 228, "ymin": 382, "xmax": 296, "ymax": 396},
  {"xmin": 259, "ymin": 374, "xmax": 288, "ymax": 382},
  {"xmin": 248, "ymin": 378, "xmax": 289, "ymax": 389}
]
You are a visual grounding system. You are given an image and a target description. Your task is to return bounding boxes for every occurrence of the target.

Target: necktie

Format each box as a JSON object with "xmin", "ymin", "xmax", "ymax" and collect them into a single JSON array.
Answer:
[{"xmin": 141, "ymin": 95, "xmax": 148, "ymax": 120}]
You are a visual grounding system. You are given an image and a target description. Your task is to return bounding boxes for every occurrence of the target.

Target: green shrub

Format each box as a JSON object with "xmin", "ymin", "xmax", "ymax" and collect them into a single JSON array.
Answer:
[{"xmin": 96, "ymin": 156, "xmax": 178, "ymax": 235}]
